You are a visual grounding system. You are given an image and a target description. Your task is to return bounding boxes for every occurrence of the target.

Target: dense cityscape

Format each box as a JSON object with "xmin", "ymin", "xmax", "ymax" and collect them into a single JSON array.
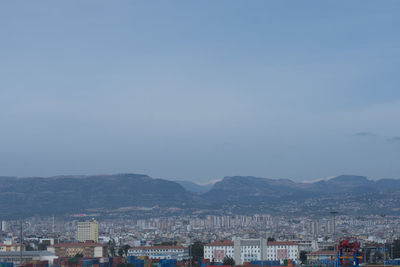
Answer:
[{"xmin": 1, "ymin": 213, "xmax": 400, "ymax": 267}]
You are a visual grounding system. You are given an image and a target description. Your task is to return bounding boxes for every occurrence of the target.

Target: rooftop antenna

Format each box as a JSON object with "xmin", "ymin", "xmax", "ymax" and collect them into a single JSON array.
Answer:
[
  {"xmin": 52, "ymin": 215, "xmax": 55, "ymax": 234},
  {"xmin": 381, "ymin": 214, "xmax": 386, "ymax": 267},
  {"xmin": 20, "ymin": 220, "xmax": 23, "ymax": 266}
]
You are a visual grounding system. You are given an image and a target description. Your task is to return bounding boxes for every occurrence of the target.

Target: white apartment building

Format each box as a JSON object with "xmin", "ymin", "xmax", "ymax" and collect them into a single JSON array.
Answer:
[
  {"xmin": 266, "ymin": 241, "xmax": 299, "ymax": 261},
  {"xmin": 77, "ymin": 219, "xmax": 98, "ymax": 242},
  {"xmin": 203, "ymin": 241, "xmax": 234, "ymax": 263},
  {"xmin": 1, "ymin": 221, "xmax": 7, "ymax": 232},
  {"xmin": 204, "ymin": 239, "xmax": 299, "ymax": 265},
  {"xmin": 127, "ymin": 246, "xmax": 189, "ymax": 260}
]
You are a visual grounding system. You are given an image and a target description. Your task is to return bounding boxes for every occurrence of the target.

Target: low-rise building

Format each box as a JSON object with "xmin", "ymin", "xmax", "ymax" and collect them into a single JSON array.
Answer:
[
  {"xmin": 203, "ymin": 241, "xmax": 234, "ymax": 263},
  {"xmin": 47, "ymin": 241, "xmax": 107, "ymax": 258},
  {"xmin": 266, "ymin": 241, "xmax": 299, "ymax": 262},
  {"xmin": 0, "ymin": 251, "xmax": 57, "ymax": 265},
  {"xmin": 291, "ymin": 239, "xmax": 319, "ymax": 252},
  {"xmin": 235, "ymin": 238, "xmax": 267, "ymax": 264},
  {"xmin": 307, "ymin": 250, "xmax": 336, "ymax": 265},
  {"xmin": 127, "ymin": 246, "xmax": 189, "ymax": 260},
  {"xmin": 204, "ymin": 239, "xmax": 299, "ymax": 264},
  {"xmin": 0, "ymin": 243, "xmax": 22, "ymax": 252}
]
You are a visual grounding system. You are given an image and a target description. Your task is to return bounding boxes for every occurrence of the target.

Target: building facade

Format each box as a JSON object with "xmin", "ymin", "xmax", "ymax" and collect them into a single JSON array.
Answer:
[
  {"xmin": 203, "ymin": 241, "xmax": 234, "ymax": 263},
  {"xmin": 234, "ymin": 238, "xmax": 267, "ymax": 264},
  {"xmin": 0, "ymin": 251, "xmax": 57, "ymax": 266},
  {"xmin": 292, "ymin": 239, "xmax": 319, "ymax": 252},
  {"xmin": 47, "ymin": 241, "xmax": 107, "ymax": 258},
  {"xmin": 1, "ymin": 221, "xmax": 6, "ymax": 232},
  {"xmin": 266, "ymin": 241, "xmax": 299, "ymax": 261},
  {"xmin": 204, "ymin": 239, "xmax": 299, "ymax": 265},
  {"xmin": 77, "ymin": 219, "xmax": 98, "ymax": 243},
  {"xmin": 307, "ymin": 250, "xmax": 335, "ymax": 266},
  {"xmin": 127, "ymin": 246, "xmax": 189, "ymax": 260},
  {"xmin": 0, "ymin": 242, "xmax": 22, "ymax": 252}
]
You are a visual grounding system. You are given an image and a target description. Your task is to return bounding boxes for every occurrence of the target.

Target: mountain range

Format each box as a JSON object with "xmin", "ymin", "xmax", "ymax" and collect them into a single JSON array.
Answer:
[{"xmin": 1, "ymin": 174, "xmax": 400, "ymax": 218}]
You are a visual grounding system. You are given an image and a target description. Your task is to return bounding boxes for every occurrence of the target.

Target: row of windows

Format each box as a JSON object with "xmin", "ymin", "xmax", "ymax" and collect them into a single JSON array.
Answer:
[
  {"xmin": 204, "ymin": 246, "xmax": 297, "ymax": 250},
  {"xmin": 131, "ymin": 249, "xmax": 184, "ymax": 252}
]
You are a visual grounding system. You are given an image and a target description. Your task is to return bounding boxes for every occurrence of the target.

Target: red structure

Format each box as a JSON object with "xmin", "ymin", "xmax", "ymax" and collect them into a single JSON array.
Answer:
[{"xmin": 337, "ymin": 239, "xmax": 362, "ymax": 267}]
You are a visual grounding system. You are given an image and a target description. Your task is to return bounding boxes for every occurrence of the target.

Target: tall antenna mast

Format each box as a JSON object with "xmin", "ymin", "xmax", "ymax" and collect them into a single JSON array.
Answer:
[
  {"xmin": 20, "ymin": 220, "xmax": 23, "ymax": 266},
  {"xmin": 52, "ymin": 215, "xmax": 55, "ymax": 234}
]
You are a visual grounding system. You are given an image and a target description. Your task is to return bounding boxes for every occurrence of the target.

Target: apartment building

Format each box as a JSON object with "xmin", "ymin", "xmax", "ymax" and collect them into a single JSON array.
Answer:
[
  {"xmin": 47, "ymin": 241, "xmax": 107, "ymax": 258},
  {"xmin": 204, "ymin": 238, "xmax": 299, "ymax": 264},
  {"xmin": 266, "ymin": 241, "xmax": 299, "ymax": 261},
  {"xmin": 203, "ymin": 241, "xmax": 234, "ymax": 263},
  {"xmin": 127, "ymin": 246, "xmax": 189, "ymax": 260},
  {"xmin": 77, "ymin": 219, "xmax": 98, "ymax": 243}
]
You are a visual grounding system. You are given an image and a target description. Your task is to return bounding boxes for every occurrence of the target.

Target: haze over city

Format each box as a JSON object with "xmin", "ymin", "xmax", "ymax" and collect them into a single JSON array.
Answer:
[
  {"xmin": 3, "ymin": 2, "xmax": 400, "ymax": 267},
  {"xmin": 1, "ymin": 1, "xmax": 400, "ymax": 183}
]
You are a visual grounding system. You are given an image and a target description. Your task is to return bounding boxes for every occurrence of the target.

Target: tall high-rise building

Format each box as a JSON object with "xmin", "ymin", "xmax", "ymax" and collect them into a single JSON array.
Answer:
[
  {"xmin": 77, "ymin": 219, "xmax": 98, "ymax": 242},
  {"xmin": 326, "ymin": 220, "xmax": 333, "ymax": 235},
  {"xmin": 1, "ymin": 220, "xmax": 6, "ymax": 232},
  {"xmin": 310, "ymin": 220, "xmax": 319, "ymax": 236}
]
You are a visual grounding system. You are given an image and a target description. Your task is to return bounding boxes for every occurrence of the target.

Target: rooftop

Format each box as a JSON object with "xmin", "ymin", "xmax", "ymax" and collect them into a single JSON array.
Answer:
[
  {"xmin": 130, "ymin": 246, "xmax": 186, "ymax": 250},
  {"xmin": 0, "ymin": 251, "xmax": 55, "ymax": 257},
  {"xmin": 267, "ymin": 241, "xmax": 299, "ymax": 246},
  {"xmin": 49, "ymin": 241, "xmax": 106, "ymax": 248},
  {"xmin": 205, "ymin": 241, "xmax": 234, "ymax": 247}
]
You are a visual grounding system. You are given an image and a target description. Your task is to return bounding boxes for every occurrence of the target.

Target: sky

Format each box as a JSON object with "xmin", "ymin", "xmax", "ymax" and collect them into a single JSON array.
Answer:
[{"xmin": 0, "ymin": 1, "xmax": 400, "ymax": 183}]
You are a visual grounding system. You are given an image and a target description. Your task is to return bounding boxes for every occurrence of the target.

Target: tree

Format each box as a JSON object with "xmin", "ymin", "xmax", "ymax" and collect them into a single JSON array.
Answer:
[
  {"xmin": 109, "ymin": 239, "xmax": 116, "ymax": 257},
  {"xmin": 190, "ymin": 241, "xmax": 204, "ymax": 264},
  {"xmin": 69, "ymin": 257, "xmax": 79, "ymax": 264},
  {"xmin": 122, "ymin": 244, "xmax": 131, "ymax": 257},
  {"xmin": 300, "ymin": 251, "xmax": 307, "ymax": 264},
  {"xmin": 223, "ymin": 256, "xmax": 235, "ymax": 266},
  {"xmin": 69, "ymin": 253, "xmax": 83, "ymax": 265},
  {"xmin": 25, "ymin": 244, "xmax": 35, "ymax": 251},
  {"xmin": 38, "ymin": 243, "xmax": 47, "ymax": 251},
  {"xmin": 117, "ymin": 264, "xmax": 134, "ymax": 267},
  {"xmin": 118, "ymin": 247, "xmax": 124, "ymax": 257}
]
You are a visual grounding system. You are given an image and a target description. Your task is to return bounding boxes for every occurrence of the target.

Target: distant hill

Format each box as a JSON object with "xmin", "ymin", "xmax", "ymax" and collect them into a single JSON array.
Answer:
[
  {"xmin": 202, "ymin": 176, "xmax": 307, "ymax": 203},
  {"xmin": 2, "ymin": 173, "xmax": 400, "ymax": 218},
  {"xmin": 204, "ymin": 174, "xmax": 400, "ymax": 201},
  {"xmin": 202, "ymin": 175, "xmax": 400, "ymax": 215},
  {"xmin": 174, "ymin": 180, "xmax": 214, "ymax": 194},
  {"xmin": 310, "ymin": 175, "xmax": 375, "ymax": 193},
  {"xmin": 0, "ymin": 174, "xmax": 196, "ymax": 218}
]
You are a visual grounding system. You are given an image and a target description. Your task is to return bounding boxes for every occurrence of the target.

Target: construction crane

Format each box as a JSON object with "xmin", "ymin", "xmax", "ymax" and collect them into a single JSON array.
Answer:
[{"xmin": 336, "ymin": 239, "xmax": 363, "ymax": 267}]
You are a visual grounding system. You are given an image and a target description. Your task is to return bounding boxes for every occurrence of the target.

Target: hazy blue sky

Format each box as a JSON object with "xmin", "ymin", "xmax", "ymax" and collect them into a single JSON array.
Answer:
[{"xmin": 1, "ymin": 1, "xmax": 400, "ymax": 182}]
